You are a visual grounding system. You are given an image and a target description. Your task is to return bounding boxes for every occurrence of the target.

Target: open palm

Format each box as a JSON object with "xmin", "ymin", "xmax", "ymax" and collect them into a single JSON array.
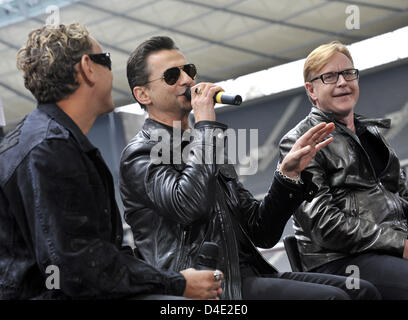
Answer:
[{"xmin": 280, "ymin": 122, "xmax": 335, "ymax": 178}]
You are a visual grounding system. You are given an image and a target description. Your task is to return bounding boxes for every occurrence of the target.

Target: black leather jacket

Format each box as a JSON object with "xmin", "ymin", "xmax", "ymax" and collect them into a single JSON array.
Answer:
[
  {"xmin": 279, "ymin": 107, "xmax": 408, "ymax": 271},
  {"xmin": 120, "ymin": 118, "xmax": 318, "ymax": 300},
  {"xmin": 0, "ymin": 104, "xmax": 185, "ymax": 299}
]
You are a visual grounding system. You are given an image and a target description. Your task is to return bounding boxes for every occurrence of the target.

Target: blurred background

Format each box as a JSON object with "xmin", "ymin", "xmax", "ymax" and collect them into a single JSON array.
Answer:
[{"xmin": 1, "ymin": 0, "xmax": 407, "ymax": 271}]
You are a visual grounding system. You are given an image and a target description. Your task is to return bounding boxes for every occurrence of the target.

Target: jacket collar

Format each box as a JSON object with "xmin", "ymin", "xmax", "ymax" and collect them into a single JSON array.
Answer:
[
  {"xmin": 142, "ymin": 118, "xmax": 191, "ymax": 144},
  {"xmin": 309, "ymin": 106, "xmax": 391, "ymax": 129},
  {"xmin": 37, "ymin": 103, "xmax": 97, "ymax": 153}
]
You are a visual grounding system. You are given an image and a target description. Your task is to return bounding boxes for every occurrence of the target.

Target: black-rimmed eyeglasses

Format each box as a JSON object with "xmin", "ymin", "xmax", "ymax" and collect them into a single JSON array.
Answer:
[
  {"xmin": 74, "ymin": 52, "xmax": 112, "ymax": 70},
  {"xmin": 144, "ymin": 64, "xmax": 197, "ymax": 86},
  {"xmin": 310, "ymin": 68, "xmax": 359, "ymax": 84}
]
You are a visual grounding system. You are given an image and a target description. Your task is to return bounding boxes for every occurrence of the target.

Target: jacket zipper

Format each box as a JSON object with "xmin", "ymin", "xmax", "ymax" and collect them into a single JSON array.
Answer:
[
  {"xmin": 341, "ymin": 125, "xmax": 404, "ymax": 224},
  {"xmin": 350, "ymin": 193, "xmax": 358, "ymax": 216},
  {"xmin": 215, "ymin": 199, "xmax": 242, "ymax": 300},
  {"xmin": 373, "ymin": 128, "xmax": 406, "ymax": 225},
  {"xmin": 175, "ymin": 229, "xmax": 187, "ymax": 272}
]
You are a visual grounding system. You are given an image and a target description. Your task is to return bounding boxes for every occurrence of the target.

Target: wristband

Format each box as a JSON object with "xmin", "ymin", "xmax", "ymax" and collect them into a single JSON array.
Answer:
[{"xmin": 276, "ymin": 164, "xmax": 303, "ymax": 185}]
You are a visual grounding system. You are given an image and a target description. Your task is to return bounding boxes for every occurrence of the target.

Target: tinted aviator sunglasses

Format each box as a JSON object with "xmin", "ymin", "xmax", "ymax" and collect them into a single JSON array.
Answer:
[
  {"xmin": 145, "ymin": 63, "xmax": 197, "ymax": 85},
  {"xmin": 74, "ymin": 52, "xmax": 112, "ymax": 70}
]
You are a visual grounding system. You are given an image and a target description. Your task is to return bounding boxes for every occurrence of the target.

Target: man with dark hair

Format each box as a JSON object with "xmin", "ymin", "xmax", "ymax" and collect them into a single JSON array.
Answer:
[
  {"xmin": 0, "ymin": 23, "xmax": 221, "ymax": 300},
  {"xmin": 127, "ymin": 36, "xmax": 178, "ymax": 111},
  {"xmin": 120, "ymin": 36, "xmax": 381, "ymax": 300}
]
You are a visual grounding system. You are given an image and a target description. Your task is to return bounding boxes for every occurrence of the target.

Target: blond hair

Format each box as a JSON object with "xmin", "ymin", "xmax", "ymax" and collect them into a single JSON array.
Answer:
[
  {"xmin": 303, "ymin": 41, "xmax": 353, "ymax": 82},
  {"xmin": 16, "ymin": 23, "xmax": 93, "ymax": 103},
  {"xmin": 303, "ymin": 41, "xmax": 353, "ymax": 105}
]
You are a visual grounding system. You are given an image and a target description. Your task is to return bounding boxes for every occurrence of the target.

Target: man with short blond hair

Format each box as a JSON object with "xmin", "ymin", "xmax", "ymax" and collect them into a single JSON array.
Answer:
[{"xmin": 279, "ymin": 40, "xmax": 408, "ymax": 299}]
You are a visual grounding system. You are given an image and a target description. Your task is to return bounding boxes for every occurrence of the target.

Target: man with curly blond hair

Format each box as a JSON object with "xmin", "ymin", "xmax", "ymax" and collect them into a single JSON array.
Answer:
[{"xmin": 0, "ymin": 23, "xmax": 222, "ymax": 300}]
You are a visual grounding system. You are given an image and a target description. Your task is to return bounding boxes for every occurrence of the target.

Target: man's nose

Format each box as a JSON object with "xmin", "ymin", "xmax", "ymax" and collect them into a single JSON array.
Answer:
[
  {"xmin": 179, "ymin": 68, "xmax": 195, "ymax": 86},
  {"xmin": 336, "ymin": 73, "xmax": 347, "ymax": 86}
]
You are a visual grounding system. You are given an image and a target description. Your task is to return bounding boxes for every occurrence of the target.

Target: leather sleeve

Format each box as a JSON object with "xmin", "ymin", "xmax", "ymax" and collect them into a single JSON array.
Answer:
[
  {"xmin": 17, "ymin": 138, "xmax": 186, "ymax": 298},
  {"xmin": 233, "ymin": 170, "xmax": 318, "ymax": 248},
  {"xmin": 120, "ymin": 122, "xmax": 227, "ymax": 226},
  {"xmin": 279, "ymin": 132, "xmax": 406, "ymax": 256},
  {"xmin": 399, "ymin": 167, "xmax": 408, "ymax": 200}
]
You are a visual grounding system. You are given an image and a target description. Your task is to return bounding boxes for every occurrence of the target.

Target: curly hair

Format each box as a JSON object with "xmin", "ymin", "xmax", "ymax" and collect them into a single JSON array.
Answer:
[{"xmin": 16, "ymin": 23, "xmax": 93, "ymax": 103}]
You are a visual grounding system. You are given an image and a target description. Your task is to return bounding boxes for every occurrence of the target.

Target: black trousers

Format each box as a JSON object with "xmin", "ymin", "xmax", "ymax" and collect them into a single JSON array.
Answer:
[
  {"xmin": 242, "ymin": 271, "xmax": 381, "ymax": 300},
  {"xmin": 131, "ymin": 294, "xmax": 189, "ymax": 300},
  {"xmin": 314, "ymin": 253, "xmax": 408, "ymax": 300}
]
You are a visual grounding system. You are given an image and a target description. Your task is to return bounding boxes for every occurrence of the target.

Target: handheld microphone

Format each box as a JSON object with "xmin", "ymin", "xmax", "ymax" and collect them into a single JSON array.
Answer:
[
  {"xmin": 184, "ymin": 87, "xmax": 242, "ymax": 106},
  {"xmin": 194, "ymin": 242, "xmax": 219, "ymax": 270}
]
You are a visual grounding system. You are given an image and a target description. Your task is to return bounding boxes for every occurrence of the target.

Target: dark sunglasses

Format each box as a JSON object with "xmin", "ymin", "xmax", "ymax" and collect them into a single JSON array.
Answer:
[
  {"xmin": 145, "ymin": 63, "xmax": 197, "ymax": 85},
  {"xmin": 74, "ymin": 52, "xmax": 112, "ymax": 70},
  {"xmin": 88, "ymin": 52, "xmax": 111, "ymax": 70}
]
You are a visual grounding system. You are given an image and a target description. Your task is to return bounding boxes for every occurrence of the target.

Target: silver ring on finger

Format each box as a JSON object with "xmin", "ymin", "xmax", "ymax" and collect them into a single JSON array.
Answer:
[{"xmin": 213, "ymin": 269, "xmax": 222, "ymax": 282}]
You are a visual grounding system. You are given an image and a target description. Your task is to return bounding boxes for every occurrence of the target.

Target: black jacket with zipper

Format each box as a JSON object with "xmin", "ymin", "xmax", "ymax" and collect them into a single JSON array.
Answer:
[
  {"xmin": 120, "ymin": 118, "xmax": 318, "ymax": 299},
  {"xmin": 279, "ymin": 107, "xmax": 408, "ymax": 272}
]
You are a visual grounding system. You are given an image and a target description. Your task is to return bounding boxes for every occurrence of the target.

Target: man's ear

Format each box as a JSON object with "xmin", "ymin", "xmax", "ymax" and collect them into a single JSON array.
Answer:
[
  {"xmin": 305, "ymin": 82, "xmax": 317, "ymax": 105},
  {"xmin": 133, "ymin": 86, "xmax": 151, "ymax": 106},
  {"xmin": 77, "ymin": 55, "xmax": 95, "ymax": 87}
]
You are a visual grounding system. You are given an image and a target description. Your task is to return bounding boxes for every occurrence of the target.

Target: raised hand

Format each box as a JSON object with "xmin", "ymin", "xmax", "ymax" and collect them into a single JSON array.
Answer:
[
  {"xmin": 279, "ymin": 122, "xmax": 335, "ymax": 179},
  {"xmin": 191, "ymin": 83, "xmax": 223, "ymax": 123}
]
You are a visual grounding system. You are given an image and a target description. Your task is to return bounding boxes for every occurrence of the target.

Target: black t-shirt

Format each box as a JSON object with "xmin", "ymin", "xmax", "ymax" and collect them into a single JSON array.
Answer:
[
  {"xmin": 220, "ymin": 172, "xmax": 304, "ymax": 279},
  {"xmin": 355, "ymin": 121, "xmax": 389, "ymax": 177}
]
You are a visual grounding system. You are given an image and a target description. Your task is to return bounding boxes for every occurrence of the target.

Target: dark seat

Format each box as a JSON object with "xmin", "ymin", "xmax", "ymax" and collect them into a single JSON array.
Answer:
[{"xmin": 283, "ymin": 235, "xmax": 303, "ymax": 272}]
